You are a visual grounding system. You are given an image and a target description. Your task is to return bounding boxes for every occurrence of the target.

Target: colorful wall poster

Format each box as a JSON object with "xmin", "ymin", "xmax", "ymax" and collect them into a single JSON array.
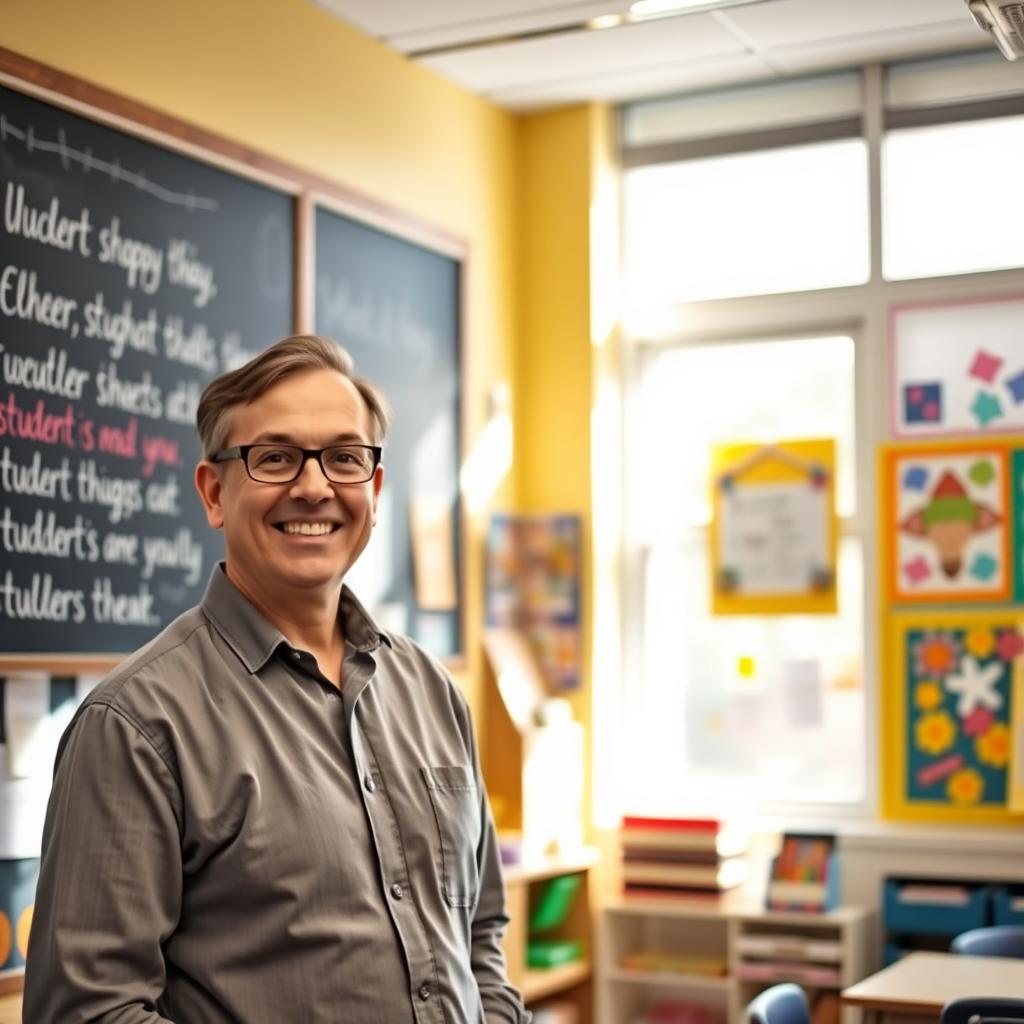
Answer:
[
  {"xmin": 880, "ymin": 441, "xmax": 1016, "ymax": 604},
  {"xmin": 891, "ymin": 295, "xmax": 1024, "ymax": 437},
  {"xmin": 486, "ymin": 514, "xmax": 581, "ymax": 690},
  {"xmin": 711, "ymin": 440, "xmax": 837, "ymax": 615},
  {"xmin": 883, "ymin": 610, "xmax": 1024, "ymax": 824},
  {"xmin": 1015, "ymin": 449, "xmax": 1024, "ymax": 604}
]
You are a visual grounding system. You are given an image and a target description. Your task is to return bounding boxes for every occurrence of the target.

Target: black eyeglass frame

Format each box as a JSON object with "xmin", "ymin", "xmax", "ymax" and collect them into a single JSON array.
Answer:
[{"xmin": 211, "ymin": 443, "xmax": 383, "ymax": 484}]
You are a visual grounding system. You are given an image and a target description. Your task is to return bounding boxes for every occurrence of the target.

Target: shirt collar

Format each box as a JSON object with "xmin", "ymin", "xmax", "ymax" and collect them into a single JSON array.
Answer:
[{"xmin": 200, "ymin": 563, "xmax": 391, "ymax": 674}]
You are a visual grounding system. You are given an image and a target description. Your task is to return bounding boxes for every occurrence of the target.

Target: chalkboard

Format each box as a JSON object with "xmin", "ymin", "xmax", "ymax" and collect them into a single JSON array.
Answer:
[
  {"xmin": 315, "ymin": 205, "xmax": 462, "ymax": 658},
  {"xmin": 0, "ymin": 80, "xmax": 294, "ymax": 655}
]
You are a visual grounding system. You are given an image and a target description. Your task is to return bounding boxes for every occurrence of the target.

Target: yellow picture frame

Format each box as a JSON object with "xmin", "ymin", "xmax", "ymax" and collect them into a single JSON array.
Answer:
[
  {"xmin": 710, "ymin": 439, "xmax": 838, "ymax": 615},
  {"xmin": 881, "ymin": 607, "xmax": 1024, "ymax": 824}
]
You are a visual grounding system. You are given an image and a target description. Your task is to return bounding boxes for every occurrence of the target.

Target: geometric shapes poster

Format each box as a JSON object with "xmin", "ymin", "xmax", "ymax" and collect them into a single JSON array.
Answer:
[
  {"xmin": 891, "ymin": 294, "xmax": 1024, "ymax": 437},
  {"xmin": 485, "ymin": 513, "xmax": 581, "ymax": 690},
  {"xmin": 880, "ymin": 440, "xmax": 1018, "ymax": 604},
  {"xmin": 711, "ymin": 439, "xmax": 837, "ymax": 615},
  {"xmin": 883, "ymin": 609, "xmax": 1024, "ymax": 823}
]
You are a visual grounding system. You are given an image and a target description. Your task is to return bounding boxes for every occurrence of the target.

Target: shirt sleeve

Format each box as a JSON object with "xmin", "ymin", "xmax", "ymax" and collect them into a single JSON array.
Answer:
[
  {"xmin": 23, "ymin": 701, "xmax": 183, "ymax": 1024},
  {"xmin": 461, "ymin": 705, "xmax": 532, "ymax": 1024}
]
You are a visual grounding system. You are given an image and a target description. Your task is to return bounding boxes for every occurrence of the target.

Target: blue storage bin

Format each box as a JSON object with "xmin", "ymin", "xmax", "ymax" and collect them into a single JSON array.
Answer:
[
  {"xmin": 884, "ymin": 879, "xmax": 991, "ymax": 936},
  {"xmin": 883, "ymin": 942, "xmax": 906, "ymax": 966},
  {"xmin": 992, "ymin": 885, "xmax": 1024, "ymax": 927}
]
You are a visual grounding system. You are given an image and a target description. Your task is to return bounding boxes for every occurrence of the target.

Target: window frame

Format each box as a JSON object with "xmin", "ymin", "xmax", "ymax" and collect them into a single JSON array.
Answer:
[{"xmin": 611, "ymin": 61, "xmax": 1024, "ymax": 829}]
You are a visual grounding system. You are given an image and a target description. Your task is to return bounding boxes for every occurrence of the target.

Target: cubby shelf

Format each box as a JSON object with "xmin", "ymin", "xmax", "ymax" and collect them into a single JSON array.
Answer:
[
  {"xmin": 502, "ymin": 849, "xmax": 597, "ymax": 1019},
  {"xmin": 598, "ymin": 896, "xmax": 873, "ymax": 1024}
]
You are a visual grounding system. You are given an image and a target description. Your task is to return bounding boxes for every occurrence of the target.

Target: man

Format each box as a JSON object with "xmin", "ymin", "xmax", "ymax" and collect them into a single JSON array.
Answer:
[{"xmin": 25, "ymin": 335, "xmax": 529, "ymax": 1024}]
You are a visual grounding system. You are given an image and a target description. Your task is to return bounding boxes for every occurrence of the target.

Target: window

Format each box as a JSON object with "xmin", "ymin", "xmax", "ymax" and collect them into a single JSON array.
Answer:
[
  {"xmin": 623, "ymin": 141, "xmax": 870, "ymax": 306},
  {"xmin": 614, "ymin": 55, "xmax": 1024, "ymax": 824},
  {"xmin": 883, "ymin": 115, "xmax": 1024, "ymax": 281},
  {"xmin": 621, "ymin": 337, "xmax": 864, "ymax": 816}
]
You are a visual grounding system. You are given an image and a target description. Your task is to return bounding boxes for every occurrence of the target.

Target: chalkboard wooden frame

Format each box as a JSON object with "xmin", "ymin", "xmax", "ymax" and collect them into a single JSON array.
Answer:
[{"xmin": 0, "ymin": 48, "xmax": 469, "ymax": 671}]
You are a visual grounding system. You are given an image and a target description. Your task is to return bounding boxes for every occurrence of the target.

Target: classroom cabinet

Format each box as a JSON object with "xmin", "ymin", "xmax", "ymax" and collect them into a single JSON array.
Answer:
[
  {"xmin": 502, "ymin": 851, "xmax": 597, "ymax": 1022},
  {"xmin": 598, "ymin": 897, "xmax": 872, "ymax": 1024}
]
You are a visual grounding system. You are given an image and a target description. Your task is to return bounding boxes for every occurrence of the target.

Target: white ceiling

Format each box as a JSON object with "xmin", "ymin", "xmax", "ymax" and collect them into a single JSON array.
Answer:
[{"xmin": 311, "ymin": 0, "xmax": 991, "ymax": 110}]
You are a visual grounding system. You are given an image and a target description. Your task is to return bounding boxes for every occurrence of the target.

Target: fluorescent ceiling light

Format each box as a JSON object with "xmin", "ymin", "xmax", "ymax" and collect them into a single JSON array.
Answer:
[{"xmin": 630, "ymin": 0, "xmax": 768, "ymax": 19}]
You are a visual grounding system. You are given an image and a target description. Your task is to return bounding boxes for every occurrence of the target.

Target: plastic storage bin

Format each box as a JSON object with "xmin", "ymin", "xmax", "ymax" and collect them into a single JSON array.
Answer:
[
  {"xmin": 992, "ymin": 885, "xmax": 1024, "ymax": 927},
  {"xmin": 884, "ymin": 879, "xmax": 991, "ymax": 936}
]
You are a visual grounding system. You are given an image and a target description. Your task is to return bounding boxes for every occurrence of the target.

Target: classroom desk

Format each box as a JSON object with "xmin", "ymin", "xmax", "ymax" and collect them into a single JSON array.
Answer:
[
  {"xmin": 0, "ymin": 993, "xmax": 19, "ymax": 1024},
  {"xmin": 841, "ymin": 951, "xmax": 1024, "ymax": 1018}
]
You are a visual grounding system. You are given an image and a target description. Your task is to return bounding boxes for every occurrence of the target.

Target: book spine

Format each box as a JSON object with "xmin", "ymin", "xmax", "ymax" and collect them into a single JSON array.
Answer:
[{"xmin": 621, "ymin": 816, "xmax": 720, "ymax": 832}]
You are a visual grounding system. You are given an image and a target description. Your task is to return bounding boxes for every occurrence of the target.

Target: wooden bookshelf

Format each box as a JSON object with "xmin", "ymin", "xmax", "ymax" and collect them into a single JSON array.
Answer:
[{"xmin": 503, "ymin": 848, "xmax": 598, "ymax": 1020}]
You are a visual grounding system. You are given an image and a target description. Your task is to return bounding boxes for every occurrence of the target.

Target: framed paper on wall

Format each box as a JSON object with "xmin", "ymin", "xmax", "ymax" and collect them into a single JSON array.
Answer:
[
  {"xmin": 890, "ymin": 294, "xmax": 1024, "ymax": 438},
  {"xmin": 880, "ymin": 440, "xmax": 1019, "ymax": 605},
  {"xmin": 710, "ymin": 439, "xmax": 837, "ymax": 615},
  {"xmin": 882, "ymin": 609, "xmax": 1024, "ymax": 823}
]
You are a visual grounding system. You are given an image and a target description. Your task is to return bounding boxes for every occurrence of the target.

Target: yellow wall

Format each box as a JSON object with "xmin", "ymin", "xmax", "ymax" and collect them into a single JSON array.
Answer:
[
  {"xmin": 1, "ymin": 0, "xmax": 520, "ymax": 716},
  {"xmin": 515, "ymin": 104, "xmax": 618, "ymax": 842}
]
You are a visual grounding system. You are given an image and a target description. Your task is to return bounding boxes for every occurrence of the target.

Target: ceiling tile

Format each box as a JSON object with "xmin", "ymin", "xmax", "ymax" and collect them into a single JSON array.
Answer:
[
  {"xmin": 389, "ymin": 3, "xmax": 630, "ymax": 53},
  {"xmin": 311, "ymin": 0, "xmax": 627, "ymax": 43},
  {"xmin": 417, "ymin": 14, "xmax": 748, "ymax": 94},
  {"xmin": 768, "ymin": 22, "xmax": 991, "ymax": 75},
  {"xmin": 489, "ymin": 52, "xmax": 774, "ymax": 110},
  {"xmin": 722, "ymin": 0, "xmax": 974, "ymax": 50}
]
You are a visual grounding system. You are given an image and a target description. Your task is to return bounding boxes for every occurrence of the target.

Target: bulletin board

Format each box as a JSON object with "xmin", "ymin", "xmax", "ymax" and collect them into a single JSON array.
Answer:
[
  {"xmin": 890, "ymin": 294, "xmax": 1024, "ymax": 438},
  {"xmin": 882, "ymin": 608, "xmax": 1024, "ymax": 824},
  {"xmin": 879, "ymin": 439, "xmax": 1020, "ymax": 605},
  {"xmin": 710, "ymin": 439, "xmax": 838, "ymax": 615}
]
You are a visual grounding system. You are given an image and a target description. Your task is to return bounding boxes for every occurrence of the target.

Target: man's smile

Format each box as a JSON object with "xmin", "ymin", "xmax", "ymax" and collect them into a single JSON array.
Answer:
[{"xmin": 275, "ymin": 520, "xmax": 341, "ymax": 535}]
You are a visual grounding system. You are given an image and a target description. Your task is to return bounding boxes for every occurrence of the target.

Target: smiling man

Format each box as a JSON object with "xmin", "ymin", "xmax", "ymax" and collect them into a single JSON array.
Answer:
[{"xmin": 24, "ymin": 336, "xmax": 529, "ymax": 1024}]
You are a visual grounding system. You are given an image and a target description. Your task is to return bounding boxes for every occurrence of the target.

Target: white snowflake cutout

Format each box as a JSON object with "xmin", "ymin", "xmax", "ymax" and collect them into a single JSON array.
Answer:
[{"xmin": 945, "ymin": 655, "xmax": 1004, "ymax": 718}]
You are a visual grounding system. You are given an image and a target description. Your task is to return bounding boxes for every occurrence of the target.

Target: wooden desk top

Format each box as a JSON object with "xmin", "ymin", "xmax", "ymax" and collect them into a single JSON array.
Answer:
[
  {"xmin": 0, "ymin": 993, "xmax": 20, "ymax": 1024},
  {"xmin": 841, "ymin": 952, "xmax": 1024, "ymax": 1015}
]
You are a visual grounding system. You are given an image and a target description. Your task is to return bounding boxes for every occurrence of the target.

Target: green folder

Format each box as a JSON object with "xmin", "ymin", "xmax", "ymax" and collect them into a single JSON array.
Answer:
[
  {"xmin": 529, "ymin": 873, "xmax": 582, "ymax": 933},
  {"xmin": 526, "ymin": 939, "xmax": 582, "ymax": 969}
]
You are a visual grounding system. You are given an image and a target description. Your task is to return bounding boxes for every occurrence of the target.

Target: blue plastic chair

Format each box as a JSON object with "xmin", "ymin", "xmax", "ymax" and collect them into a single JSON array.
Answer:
[
  {"xmin": 941, "ymin": 997, "xmax": 1024, "ymax": 1024},
  {"xmin": 951, "ymin": 926, "xmax": 1024, "ymax": 958},
  {"xmin": 747, "ymin": 983, "xmax": 811, "ymax": 1024}
]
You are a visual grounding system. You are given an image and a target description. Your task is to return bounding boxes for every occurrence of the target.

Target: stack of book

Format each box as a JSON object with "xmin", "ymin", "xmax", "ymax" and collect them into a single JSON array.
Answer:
[{"xmin": 621, "ymin": 816, "xmax": 749, "ymax": 897}]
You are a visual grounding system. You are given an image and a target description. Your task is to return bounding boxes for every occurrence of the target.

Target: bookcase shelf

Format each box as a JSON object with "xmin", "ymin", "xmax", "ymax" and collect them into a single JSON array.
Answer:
[
  {"xmin": 598, "ymin": 896, "xmax": 873, "ymax": 1024},
  {"xmin": 502, "ymin": 849, "xmax": 597, "ymax": 1020}
]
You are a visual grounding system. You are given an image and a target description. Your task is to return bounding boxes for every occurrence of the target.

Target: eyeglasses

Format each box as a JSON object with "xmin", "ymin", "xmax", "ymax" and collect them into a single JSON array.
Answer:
[{"xmin": 212, "ymin": 443, "xmax": 382, "ymax": 484}]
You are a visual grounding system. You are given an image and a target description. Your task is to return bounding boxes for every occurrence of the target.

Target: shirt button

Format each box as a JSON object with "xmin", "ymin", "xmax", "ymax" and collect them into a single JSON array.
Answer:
[
  {"xmin": 418, "ymin": 984, "xmax": 431, "ymax": 1001},
  {"xmin": 390, "ymin": 883, "xmax": 404, "ymax": 900},
  {"xmin": 292, "ymin": 651, "xmax": 301, "ymax": 660},
  {"xmin": 364, "ymin": 776, "xmax": 376, "ymax": 793}
]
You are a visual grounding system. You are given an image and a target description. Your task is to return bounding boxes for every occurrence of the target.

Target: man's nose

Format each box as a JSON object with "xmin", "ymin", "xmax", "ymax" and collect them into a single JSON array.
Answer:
[{"xmin": 289, "ymin": 454, "xmax": 333, "ymax": 499}]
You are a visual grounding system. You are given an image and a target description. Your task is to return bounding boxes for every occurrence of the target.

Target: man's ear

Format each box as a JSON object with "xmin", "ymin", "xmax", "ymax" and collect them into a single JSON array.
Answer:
[
  {"xmin": 371, "ymin": 464, "xmax": 384, "ymax": 526},
  {"xmin": 195, "ymin": 461, "xmax": 225, "ymax": 530}
]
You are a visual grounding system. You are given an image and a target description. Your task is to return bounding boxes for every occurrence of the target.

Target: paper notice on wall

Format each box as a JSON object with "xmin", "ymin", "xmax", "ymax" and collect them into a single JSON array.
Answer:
[
  {"xmin": 782, "ymin": 659, "xmax": 824, "ymax": 728},
  {"xmin": 4, "ymin": 673, "xmax": 51, "ymax": 779},
  {"xmin": 410, "ymin": 495, "xmax": 457, "ymax": 611},
  {"xmin": 0, "ymin": 760, "xmax": 50, "ymax": 858},
  {"xmin": 719, "ymin": 481, "xmax": 828, "ymax": 595}
]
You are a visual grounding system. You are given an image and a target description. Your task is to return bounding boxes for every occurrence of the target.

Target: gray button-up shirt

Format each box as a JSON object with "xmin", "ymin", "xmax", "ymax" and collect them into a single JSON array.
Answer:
[{"xmin": 24, "ymin": 566, "xmax": 528, "ymax": 1024}]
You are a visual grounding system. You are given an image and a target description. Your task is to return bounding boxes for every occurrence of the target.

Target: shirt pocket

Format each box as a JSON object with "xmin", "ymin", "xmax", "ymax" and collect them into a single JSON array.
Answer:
[{"xmin": 421, "ymin": 764, "xmax": 481, "ymax": 909}]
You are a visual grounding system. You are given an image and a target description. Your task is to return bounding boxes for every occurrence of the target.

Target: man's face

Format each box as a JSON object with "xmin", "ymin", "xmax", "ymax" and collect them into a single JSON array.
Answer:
[{"xmin": 196, "ymin": 368, "xmax": 383, "ymax": 607}]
